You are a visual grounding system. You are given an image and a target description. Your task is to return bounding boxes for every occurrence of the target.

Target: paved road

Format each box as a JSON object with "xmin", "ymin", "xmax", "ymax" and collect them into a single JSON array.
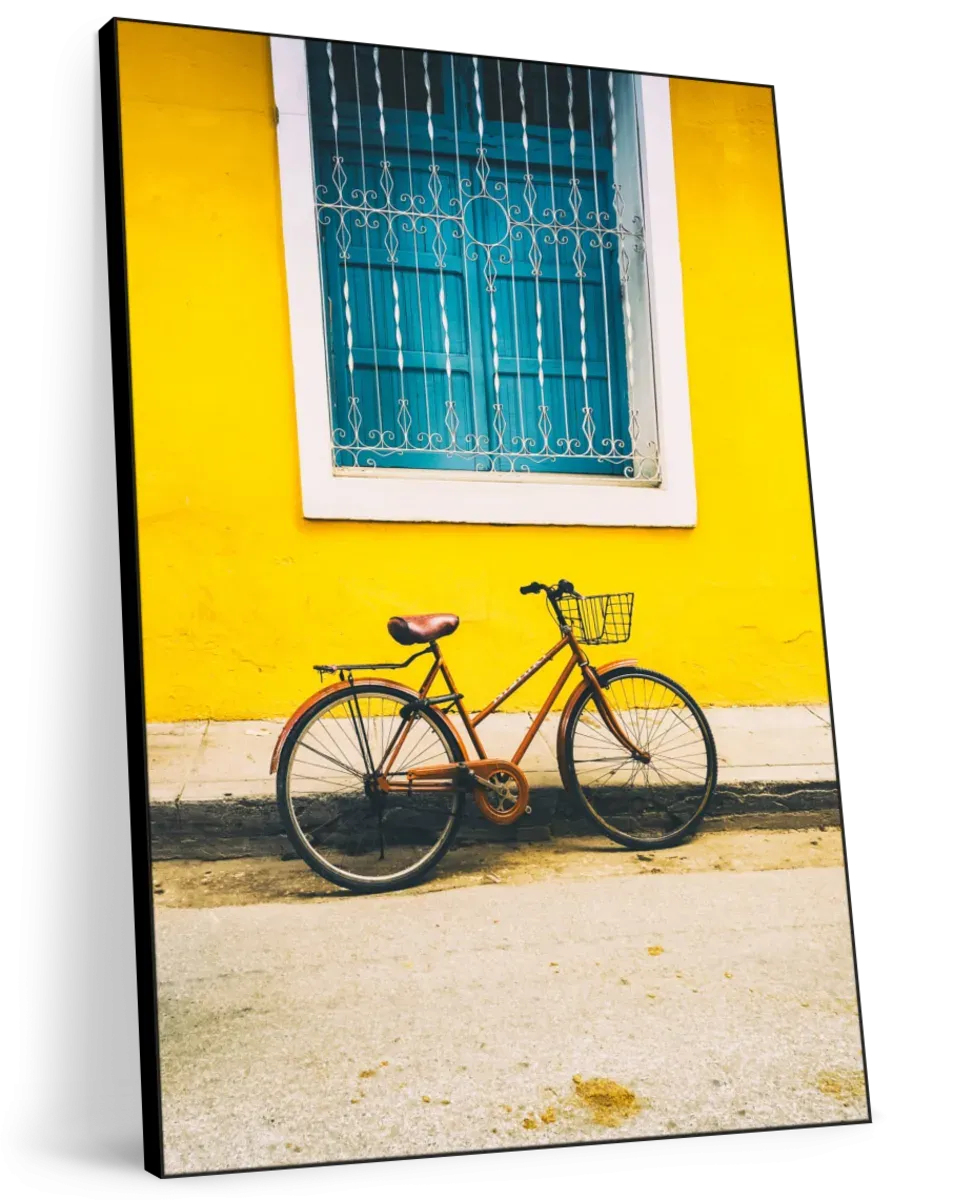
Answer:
[{"xmin": 155, "ymin": 865, "xmax": 866, "ymax": 1175}]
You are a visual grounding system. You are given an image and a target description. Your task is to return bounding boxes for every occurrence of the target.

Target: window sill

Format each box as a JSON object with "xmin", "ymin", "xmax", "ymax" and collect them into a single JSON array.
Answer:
[{"xmin": 300, "ymin": 469, "xmax": 695, "ymax": 527}]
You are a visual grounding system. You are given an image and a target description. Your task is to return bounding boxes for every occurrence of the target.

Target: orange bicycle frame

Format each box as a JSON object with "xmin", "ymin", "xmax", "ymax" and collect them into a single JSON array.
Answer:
[{"xmin": 379, "ymin": 628, "xmax": 646, "ymax": 785}]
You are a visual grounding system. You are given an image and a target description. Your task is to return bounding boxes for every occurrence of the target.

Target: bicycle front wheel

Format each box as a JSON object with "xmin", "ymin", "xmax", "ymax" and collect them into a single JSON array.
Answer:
[
  {"xmin": 277, "ymin": 682, "xmax": 464, "ymax": 893},
  {"xmin": 562, "ymin": 666, "xmax": 717, "ymax": 849}
]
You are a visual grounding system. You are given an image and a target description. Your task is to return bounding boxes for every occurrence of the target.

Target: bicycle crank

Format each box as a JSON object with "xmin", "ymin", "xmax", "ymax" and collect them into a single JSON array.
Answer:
[
  {"xmin": 471, "ymin": 760, "xmax": 531, "ymax": 825},
  {"xmin": 407, "ymin": 758, "xmax": 531, "ymax": 825}
]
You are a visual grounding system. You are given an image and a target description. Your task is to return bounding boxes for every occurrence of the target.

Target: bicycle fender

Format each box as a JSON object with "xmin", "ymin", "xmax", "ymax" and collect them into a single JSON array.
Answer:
[
  {"xmin": 269, "ymin": 677, "xmax": 419, "ymax": 774},
  {"xmin": 269, "ymin": 681, "xmax": 415, "ymax": 772},
  {"xmin": 555, "ymin": 659, "xmax": 637, "ymax": 777}
]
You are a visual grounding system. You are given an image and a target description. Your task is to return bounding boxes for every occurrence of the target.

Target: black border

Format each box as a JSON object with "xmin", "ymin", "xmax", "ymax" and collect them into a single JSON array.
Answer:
[{"xmin": 108, "ymin": 21, "xmax": 858, "ymax": 1180}]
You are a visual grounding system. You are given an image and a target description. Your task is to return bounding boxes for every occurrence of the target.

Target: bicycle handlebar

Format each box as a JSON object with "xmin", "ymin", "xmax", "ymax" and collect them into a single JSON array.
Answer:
[{"xmin": 519, "ymin": 579, "xmax": 578, "ymax": 599}]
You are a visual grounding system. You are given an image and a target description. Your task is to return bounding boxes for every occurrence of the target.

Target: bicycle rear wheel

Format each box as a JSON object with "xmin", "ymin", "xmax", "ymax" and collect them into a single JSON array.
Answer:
[
  {"xmin": 562, "ymin": 666, "xmax": 717, "ymax": 849},
  {"xmin": 276, "ymin": 682, "xmax": 464, "ymax": 893}
]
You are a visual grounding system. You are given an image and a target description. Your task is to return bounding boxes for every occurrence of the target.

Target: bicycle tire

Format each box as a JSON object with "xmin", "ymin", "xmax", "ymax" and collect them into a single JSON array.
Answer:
[
  {"xmin": 276, "ymin": 682, "xmax": 465, "ymax": 893},
  {"xmin": 561, "ymin": 665, "xmax": 718, "ymax": 849}
]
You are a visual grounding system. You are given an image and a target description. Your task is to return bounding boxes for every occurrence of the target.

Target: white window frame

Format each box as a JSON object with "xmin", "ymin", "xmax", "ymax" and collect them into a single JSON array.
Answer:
[{"xmin": 271, "ymin": 36, "xmax": 696, "ymax": 527}]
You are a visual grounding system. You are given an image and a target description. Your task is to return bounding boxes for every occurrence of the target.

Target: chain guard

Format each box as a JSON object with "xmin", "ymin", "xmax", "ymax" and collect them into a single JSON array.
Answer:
[{"xmin": 405, "ymin": 758, "xmax": 530, "ymax": 826}]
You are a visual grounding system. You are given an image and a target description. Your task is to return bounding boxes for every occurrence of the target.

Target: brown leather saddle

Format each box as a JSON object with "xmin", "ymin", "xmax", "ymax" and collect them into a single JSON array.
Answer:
[{"xmin": 387, "ymin": 613, "xmax": 459, "ymax": 646}]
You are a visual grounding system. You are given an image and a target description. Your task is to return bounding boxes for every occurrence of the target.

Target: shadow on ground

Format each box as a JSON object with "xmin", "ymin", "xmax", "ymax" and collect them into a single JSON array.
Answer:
[{"xmin": 152, "ymin": 820, "xmax": 845, "ymax": 908}]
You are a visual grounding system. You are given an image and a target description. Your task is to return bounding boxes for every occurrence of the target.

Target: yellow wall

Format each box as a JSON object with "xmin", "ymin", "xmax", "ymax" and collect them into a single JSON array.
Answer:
[{"xmin": 118, "ymin": 21, "xmax": 827, "ymax": 723}]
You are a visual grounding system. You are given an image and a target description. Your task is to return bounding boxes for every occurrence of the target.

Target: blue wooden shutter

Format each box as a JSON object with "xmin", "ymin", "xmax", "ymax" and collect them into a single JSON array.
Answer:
[
  {"xmin": 308, "ymin": 44, "xmax": 639, "ymax": 477},
  {"xmin": 310, "ymin": 44, "xmax": 488, "ymax": 470},
  {"xmin": 475, "ymin": 59, "xmax": 631, "ymax": 475}
]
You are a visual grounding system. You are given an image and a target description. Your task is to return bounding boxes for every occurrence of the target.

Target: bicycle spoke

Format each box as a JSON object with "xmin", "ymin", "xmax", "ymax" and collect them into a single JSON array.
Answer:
[
  {"xmin": 293, "ymin": 740, "xmax": 366, "ymax": 778},
  {"xmin": 304, "ymin": 812, "xmax": 345, "ymax": 840}
]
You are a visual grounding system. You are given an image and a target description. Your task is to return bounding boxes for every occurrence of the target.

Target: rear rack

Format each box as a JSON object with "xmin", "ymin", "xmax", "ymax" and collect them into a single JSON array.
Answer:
[{"xmin": 313, "ymin": 644, "xmax": 434, "ymax": 681}]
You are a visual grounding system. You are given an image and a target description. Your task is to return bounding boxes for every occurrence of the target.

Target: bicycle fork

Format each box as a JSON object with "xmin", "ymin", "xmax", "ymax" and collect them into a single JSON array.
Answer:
[{"xmin": 580, "ymin": 662, "xmax": 653, "ymax": 763}]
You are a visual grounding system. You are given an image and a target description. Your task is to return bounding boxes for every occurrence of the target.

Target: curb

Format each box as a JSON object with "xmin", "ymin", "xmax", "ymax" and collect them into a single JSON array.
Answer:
[{"xmin": 150, "ymin": 781, "xmax": 841, "ymax": 860}]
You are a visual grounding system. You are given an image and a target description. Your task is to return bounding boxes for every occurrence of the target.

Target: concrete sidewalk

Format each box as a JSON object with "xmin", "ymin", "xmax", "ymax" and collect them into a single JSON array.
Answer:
[
  {"xmin": 148, "ymin": 703, "xmax": 836, "ymax": 802},
  {"xmin": 146, "ymin": 704, "xmax": 840, "ymax": 858}
]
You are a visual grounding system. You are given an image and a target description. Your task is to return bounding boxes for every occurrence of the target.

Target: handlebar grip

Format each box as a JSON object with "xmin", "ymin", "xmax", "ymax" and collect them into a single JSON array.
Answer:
[
  {"xmin": 556, "ymin": 579, "xmax": 576, "ymax": 597},
  {"xmin": 520, "ymin": 581, "xmax": 544, "ymax": 595}
]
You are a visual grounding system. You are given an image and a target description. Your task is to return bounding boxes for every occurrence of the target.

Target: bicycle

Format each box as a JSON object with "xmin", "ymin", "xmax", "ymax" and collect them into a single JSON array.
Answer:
[{"xmin": 271, "ymin": 580, "xmax": 718, "ymax": 893}]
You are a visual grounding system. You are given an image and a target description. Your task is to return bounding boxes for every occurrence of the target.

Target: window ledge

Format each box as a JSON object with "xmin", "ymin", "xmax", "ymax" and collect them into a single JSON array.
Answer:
[{"xmin": 306, "ymin": 468, "xmax": 694, "ymax": 527}]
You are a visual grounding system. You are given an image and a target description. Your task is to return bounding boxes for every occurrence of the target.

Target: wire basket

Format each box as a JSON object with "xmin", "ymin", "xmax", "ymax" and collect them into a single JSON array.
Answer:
[{"xmin": 550, "ymin": 591, "xmax": 635, "ymax": 645}]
